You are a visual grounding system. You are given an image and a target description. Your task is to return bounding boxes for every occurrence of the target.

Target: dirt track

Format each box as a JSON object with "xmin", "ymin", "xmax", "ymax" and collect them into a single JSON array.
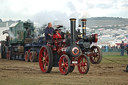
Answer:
[{"xmin": 0, "ymin": 57, "xmax": 128, "ymax": 85}]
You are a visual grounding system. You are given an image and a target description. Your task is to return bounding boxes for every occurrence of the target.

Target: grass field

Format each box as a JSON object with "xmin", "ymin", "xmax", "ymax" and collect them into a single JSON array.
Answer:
[{"xmin": 0, "ymin": 54, "xmax": 128, "ymax": 85}]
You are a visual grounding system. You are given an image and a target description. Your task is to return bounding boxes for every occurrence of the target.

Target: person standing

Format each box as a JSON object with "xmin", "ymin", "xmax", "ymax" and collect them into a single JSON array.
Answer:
[
  {"xmin": 120, "ymin": 41, "xmax": 125, "ymax": 56},
  {"xmin": 105, "ymin": 45, "xmax": 109, "ymax": 52},
  {"xmin": 45, "ymin": 22, "xmax": 55, "ymax": 40}
]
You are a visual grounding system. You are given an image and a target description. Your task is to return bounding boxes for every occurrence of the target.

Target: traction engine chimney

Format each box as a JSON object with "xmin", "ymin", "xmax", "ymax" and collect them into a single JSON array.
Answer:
[
  {"xmin": 59, "ymin": 18, "xmax": 81, "ymax": 57},
  {"xmin": 70, "ymin": 18, "xmax": 76, "ymax": 45},
  {"xmin": 81, "ymin": 19, "xmax": 87, "ymax": 40}
]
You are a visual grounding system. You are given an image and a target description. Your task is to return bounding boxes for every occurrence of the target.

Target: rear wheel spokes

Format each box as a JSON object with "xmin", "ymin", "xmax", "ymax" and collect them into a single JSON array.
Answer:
[
  {"xmin": 93, "ymin": 48, "xmax": 99, "ymax": 56},
  {"xmin": 91, "ymin": 47, "xmax": 100, "ymax": 63},
  {"xmin": 42, "ymin": 49, "xmax": 49, "ymax": 70}
]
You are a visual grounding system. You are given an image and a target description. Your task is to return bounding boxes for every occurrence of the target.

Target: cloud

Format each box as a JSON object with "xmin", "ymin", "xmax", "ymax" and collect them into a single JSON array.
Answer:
[
  {"xmin": 0, "ymin": 0, "xmax": 128, "ymax": 22},
  {"xmin": 67, "ymin": 1, "xmax": 77, "ymax": 12},
  {"xmin": 122, "ymin": 4, "xmax": 128, "ymax": 8},
  {"xmin": 118, "ymin": 3, "xmax": 128, "ymax": 9},
  {"xmin": 95, "ymin": 4, "xmax": 114, "ymax": 9},
  {"xmin": 0, "ymin": 0, "xmax": 32, "ymax": 20}
]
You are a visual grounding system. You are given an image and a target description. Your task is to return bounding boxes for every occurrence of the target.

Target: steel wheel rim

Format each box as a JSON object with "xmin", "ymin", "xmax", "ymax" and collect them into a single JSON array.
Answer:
[
  {"xmin": 59, "ymin": 55, "xmax": 69, "ymax": 75},
  {"xmin": 39, "ymin": 47, "xmax": 49, "ymax": 72},
  {"xmin": 91, "ymin": 47, "xmax": 100, "ymax": 63},
  {"xmin": 78, "ymin": 55, "xmax": 88, "ymax": 74}
]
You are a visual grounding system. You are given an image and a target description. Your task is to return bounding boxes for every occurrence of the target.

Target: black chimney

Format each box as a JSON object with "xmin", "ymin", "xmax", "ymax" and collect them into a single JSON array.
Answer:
[
  {"xmin": 81, "ymin": 19, "xmax": 87, "ymax": 40},
  {"xmin": 70, "ymin": 18, "xmax": 76, "ymax": 45}
]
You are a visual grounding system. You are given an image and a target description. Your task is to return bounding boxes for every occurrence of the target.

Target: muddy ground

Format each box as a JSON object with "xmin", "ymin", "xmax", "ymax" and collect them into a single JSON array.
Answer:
[{"xmin": 0, "ymin": 56, "xmax": 128, "ymax": 85}]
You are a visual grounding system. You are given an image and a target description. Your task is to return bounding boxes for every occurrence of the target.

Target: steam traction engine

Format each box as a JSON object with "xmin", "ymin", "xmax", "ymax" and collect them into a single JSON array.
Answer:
[
  {"xmin": 77, "ymin": 19, "xmax": 102, "ymax": 64},
  {"xmin": 39, "ymin": 18, "xmax": 90, "ymax": 75},
  {"xmin": 39, "ymin": 18, "xmax": 102, "ymax": 75},
  {"xmin": 1, "ymin": 21, "xmax": 45, "ymax": 62}
]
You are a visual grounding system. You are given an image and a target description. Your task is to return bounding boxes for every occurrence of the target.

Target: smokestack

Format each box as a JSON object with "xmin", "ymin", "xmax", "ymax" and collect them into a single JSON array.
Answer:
[
  {"xmin": 70, "ymin": 18, "xmax": 76, "ymax": 45},
  {"xmin": 81, "ymin": 19, "xmax": 87, "ymax": 40}
]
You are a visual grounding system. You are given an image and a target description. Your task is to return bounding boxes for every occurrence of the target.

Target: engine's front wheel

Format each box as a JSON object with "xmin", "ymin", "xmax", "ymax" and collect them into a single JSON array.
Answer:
[
  {"xmin": 59, "ymin": 55, "xmax": 71, "ymax": 75},
  {"xmin": 78, "ymin": 55, "xmax": 90, "ymax": 74}
]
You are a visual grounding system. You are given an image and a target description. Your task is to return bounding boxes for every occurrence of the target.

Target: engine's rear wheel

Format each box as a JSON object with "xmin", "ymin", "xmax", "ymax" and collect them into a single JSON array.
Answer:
[
  {"xmin": 59, "ymin": 55, "xmax": 71, "ymax": 75},
  {"xmin": 39, "ymin": 46, "xmax": 53, "ymax": 73},
  {"xmin": 90, "ymin": 46, "xmax": 102, "ymax": 64},
  {"xmin": 78, "ymin": 55, "xmax": 90, "ymax": 74}
]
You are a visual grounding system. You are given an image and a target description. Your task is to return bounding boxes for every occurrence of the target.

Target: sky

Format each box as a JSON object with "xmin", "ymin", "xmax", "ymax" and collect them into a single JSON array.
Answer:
[{"xmin": 0, "ymin": 0, "xmax": 128, "ymax": 26}]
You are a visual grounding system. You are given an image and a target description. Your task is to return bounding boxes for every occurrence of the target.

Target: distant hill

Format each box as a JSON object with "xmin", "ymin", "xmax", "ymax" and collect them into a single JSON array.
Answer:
[
  {"xmin": 86, "ymin": 17, "xmax": 128, "ymax": 28},
  {"xmin": 1, "ymin": 17, "xmax": 128, "ymax": 28}
]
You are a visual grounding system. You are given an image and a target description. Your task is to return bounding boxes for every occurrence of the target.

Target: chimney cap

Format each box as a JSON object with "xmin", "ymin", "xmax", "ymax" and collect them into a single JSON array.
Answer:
[
  {"xmin": 70, "ymin": 18, "xmax": 76, "ymax": 21},
  {"xmin": 81, "ymin": 19, "xmax": 87, "ymax": 21}
]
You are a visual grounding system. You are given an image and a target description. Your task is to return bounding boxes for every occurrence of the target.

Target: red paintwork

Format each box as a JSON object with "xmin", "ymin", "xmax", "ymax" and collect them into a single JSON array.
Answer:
[
  {"xmin": 77, "ymin": 55, "xmax": 89, "ymax": 74},
  {"xmin": 92, "ymin": 34, "xmax": 98, "ymax": 42},
  {"xmin": 39, "ymin": 47, "xmax": 49, "ymax": 72},
  {"xmin": 59, "ymin": 55, "xmax": 69, "ymax": 75},
  {"xmin": 25, "ymin": 51, "xmax": 29, "ymax": 62},
  {"xmin": 46, "ymin": 39, "xmax": 67, "ymax": 56}
]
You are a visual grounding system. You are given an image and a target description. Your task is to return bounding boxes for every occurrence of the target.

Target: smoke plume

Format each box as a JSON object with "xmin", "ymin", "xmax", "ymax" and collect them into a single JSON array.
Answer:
[{"xmin": 32, "ymin": 10, "xmax": 70, "ymax": 28}]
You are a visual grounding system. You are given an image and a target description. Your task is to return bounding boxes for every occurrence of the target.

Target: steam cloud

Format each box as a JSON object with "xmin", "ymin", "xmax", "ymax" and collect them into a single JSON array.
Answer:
[
  {"xmin": 32, "ymin": 10, "xmax": 70, "ymax": 28},
  {"xmin": 32, "ymin": 1, "xmax": 84, "ymax": 29}
]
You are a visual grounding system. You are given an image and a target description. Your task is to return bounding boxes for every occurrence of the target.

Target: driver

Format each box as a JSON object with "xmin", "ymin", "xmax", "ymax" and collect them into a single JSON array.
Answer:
[{"xmin": 45, "ymin": 22, "xmax": 55, "ymax": 40}]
